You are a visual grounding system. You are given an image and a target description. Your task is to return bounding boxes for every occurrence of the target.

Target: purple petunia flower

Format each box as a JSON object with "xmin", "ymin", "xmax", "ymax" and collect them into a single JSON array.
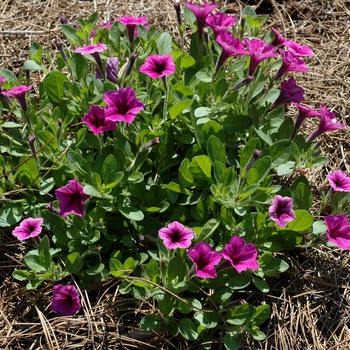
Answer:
[
  {"xmin": 244, "ymin": 38, "xmax": 277, "ymax": 76},
  {"xmin": 139, "ymin": 54, "xmax": 176, "ymax": 79},
  {"xmin": 291, "ymin": 102, "xmax": 321, "ymax": 132},
  {"xmin": 158, "ymin": 221, "xmax": 195, "ymax": 250},
  {"xmin": 269, "ymin": 77, "xmax": 305, "ymax": 111},
  {"xmin": 270, "ymin": 27, "xmax": 287, "ymax": 47},
  {"xmin": 221, "ymin": 236, "xmax": 259, "ymax": 273},
  {"xmin": 2, "ymin": 84, "xmax": 33, "ymax": 112},
  {"xmin": 327, "ymin": 170, "xmax": 350, "ymax": 192},
  {"xmin": 185, "ymin": 1, "xmax": 218, "ymax": 40},
  {"xmin": 205, "ymin": 12, "xmax": 236, "ymax": 36},
  {"xmin": 75, "ymin": 44, "xmax": 107, "ymax": 76},
  {"xmin": 269, "ymin": 195, "xmax": 296, "ymax": 228},
  {"xmin": 50, "ymin": 284, "xmax": 81, "ymax": 316},
  {"xmin": 55, "ymin": 178, "xmax": 91, "ymax": 217},
  {"xmin": 325, "ymin": 215, "xmax": 350, "ymax": 250},
  {"xmin": 307, "ymin": 105, "xmax": 346, "ymax": 142},
  {"xmin": 12, "ymin": 217, "xmax": 43, "ymax": 241},
  {"xmin": 274, "ymin": 50, "xmax": 308, "ymax": 81},
  {"xmin": 82, "ymin": 105, "xmax": 116, "ymax": 135},
  {"xmin": 104, "ymin": 87, "xmax": 144, "ymax": 124},
  {"xmin": 187, "ymin": 242, "xmax": 222, "ymax": 278},
  {"xmin": 106, "ymin": 57, "xmax": 119, "ymax": 84},
  {"xmin": 284, "ymin": 41, "xmax": 314, "ymax": 57},
  {"xmin": 75, "ymin": 43, "xmax": 107, "ymax": 55},
  {"xmin": 215, "ymin": 32, "xmax": 249, "ymax": 73},
  {"xmin": 116, "ymin": 16, "xmax": 147, "ymax": 44}
]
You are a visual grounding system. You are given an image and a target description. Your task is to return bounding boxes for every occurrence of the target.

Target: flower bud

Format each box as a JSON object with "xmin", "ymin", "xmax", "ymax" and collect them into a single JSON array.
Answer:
[{"xmin": 106, "ymin": 57, "xmax": 119, "ymax": 84}]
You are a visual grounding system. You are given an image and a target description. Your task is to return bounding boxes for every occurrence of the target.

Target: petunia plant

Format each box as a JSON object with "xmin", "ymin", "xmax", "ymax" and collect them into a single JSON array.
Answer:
[{"xmin": 0, "ymin": 2, "xmax": 348, "ymax": 348}]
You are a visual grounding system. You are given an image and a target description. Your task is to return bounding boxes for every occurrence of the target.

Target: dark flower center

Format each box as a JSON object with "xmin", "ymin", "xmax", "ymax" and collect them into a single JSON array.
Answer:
[
  {"xmin": 170, "ymin": 229, "xmax": 182, "ymax": 242},
  {"xmin": 156, "ymin": 62, "xmax": 166, "ymax": 74}
]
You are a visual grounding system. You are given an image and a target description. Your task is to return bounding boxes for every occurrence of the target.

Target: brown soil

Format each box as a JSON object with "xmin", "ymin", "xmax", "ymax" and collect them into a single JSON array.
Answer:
[{"xmin": 1, "ymin": 0, "xmax": 350, "ymax": 349}]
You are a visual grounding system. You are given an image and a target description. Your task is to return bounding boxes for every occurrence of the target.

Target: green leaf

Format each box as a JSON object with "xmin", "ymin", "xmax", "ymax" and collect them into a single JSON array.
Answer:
[
  {"xmin": 38, "ymin": 236, "xmax": 52, "ymax": 269},
  {"xmin": 207, "ymin": 135, "xmax": 226, "ymax": 166},
  {"xmin": 293, "ymin": 182, "xmax": 313, "ymax": 210},
  {"xmin": 23, "ymin": 253, "xmax": 47, "ymax": 272},
  {"xmin": 84, "ymin": 184, "xmax": 102, "ymax": 198},
  {"xmin": 109, "ymin": 258, "xmax": 125, "ymax": 277},
  {"xmin": 284, "ymin": 209, "xmax": 314, "ymax": 231},
  {"xmin": 179, "ymin": 158, "xmax": 195, "ymax": 187},
  {"xmin": 158, "ymin": 294, "xmax": 174, "ymax": 315},
  {"xmin": 179, "ymin": 318, "xmax": 198, "ymax": 341},
  {"xmin": 164, "ymin": 181, "xmax": 192, "ymax": 195},
  {"xmin": 188, "ymin": 155, "xmax": 212, "ymax": 182},
  {"xmin": 43, "ymin": 71, "xmax": 68, "ymax": 104},
  {"xmin": 157, "ymin": 32, "xmax": 172, "ymax": 54},
  {"xmin": 167, "ymin": 255, "xmax": 187, "ymax": 285},
  {"xmin": 222, "ymin": 114, "xmax": 253, "ymax": 133},
  {"xmin": 243, "ymin": 5, "xmax": 257, "ymax": 18},
  {"xmin": 169, "ymin": 99, "xmax": 193, "ymax": 120},
  {"xmin": 102, "ymin": 154, "xmax": 118, "ymax": 185},
  {"xmin": 146, "ymin": 259, "xmax": 159, "ymax": 283},
  {"xmin": 180, "ymin": 55, "xmax": 196, "ymax": 68},
  {"xmin": 67, "ymin": 150, "xmax": 89, "ymax": 178},
  {"xmin": 71, "ymin": 53, "xmax": 89, "ymax": 81},
  {"xmin": 265, "ymin": 139, "xmax": 292, "ymax": 168},
  {"xmin": 140, "ymin": 315, "xmax": 164, "ymax": 331},
  {"xmin": 224, "ymin": 334, "xmax": 240, "ymax": 350},
  {"xmin": 17, "ymin": 156, "xmax": 40, "ymax": 187},
  {"xmin": 86, "ymin": 263, "xmax": 105, "ymax": 275},
  {"xmin": 30, "ymin": 42, "xmax": 43, "ymax": 63},
  {"xmin": 61, "ymin": 24, "xmax": 82, "ymax": 46},
  {"xmin": 196, "ymin": 219, "xmax": 220, "ymax": 243},
  {"xmin": 65, "ymin": 252, "xmax": 84, "ymax": 273},
  {"xmin": 200, "ymin": 120, "xmax": 225, "ymax": 143},
  {"xmin": 252, "ymin": 304, "xmax": 271, "ymax": 325},
  {"xmin": 194, "ymin": 311, "xmax": 218, "ymax": 329},
  {"xmin": 12, "ymin": 270, "xmax": 35, "ymax": 281},
  {"xmin": 225, "ymin": 304, "xmax": 255, "ymax": 325},
  {"xmin": 252, "ymin": 275, "xmax": 269, "ymax": 293},
  {"xmin": 119, "ymin": 207, "xmax": 144, "ymax": 221},
  {"xmin": 246, "ymin": 156, "xmax": 271, "ymax": 186},
  {"xmin": 24, "ymin": 60, "xmax": 47, "ymax": 71}
]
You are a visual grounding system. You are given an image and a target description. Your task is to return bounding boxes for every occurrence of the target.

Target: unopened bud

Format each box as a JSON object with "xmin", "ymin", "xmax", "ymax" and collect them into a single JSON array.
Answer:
[
  {"xmin": 174, "ymin": 0, "xmax": 182, "ymax": 25},
  {"xmin": 124, "ymin": 53, "xmax": 138, "ymax": 78},
  {"xmin": 55, "ymin": 40, "xmax": 68, "ymax": 63},
  {"xmin": 28, "ymin": 134, "xmax": 37, "ymax": 160},
  {"xmin": 106, "ymin": 57, "xmax": 119, "ymax": 84},
  {"xmin": 245, "ymin": 149, "xmax": 262, "ymax": 171},
  {"xmin": 143, "ymin": 137, "xmax": 160, "ymax": 150},
  {"xmin": 60, "ymin": 16, "xmax": 68, "ymax": 25}
]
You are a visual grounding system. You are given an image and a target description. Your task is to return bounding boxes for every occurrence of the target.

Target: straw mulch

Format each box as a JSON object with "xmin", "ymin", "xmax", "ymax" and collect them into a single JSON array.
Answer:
[{"xmin": 1, "ymin": 0, "xmax": 350, "ymax": 349}]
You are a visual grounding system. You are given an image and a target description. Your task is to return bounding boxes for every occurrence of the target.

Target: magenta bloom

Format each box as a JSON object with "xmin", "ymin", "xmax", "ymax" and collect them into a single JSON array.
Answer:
[
  {"xmin": 269, "ymin": 77, "xmax": 304, "ymax": 111},
  {"xmin": 12, "ymin": 217, "xmax": 43, "ymax": 241},
  {"xmin": 104, "ymin": 87, "xmax": 144, "ymax": 124},
  {"xmin": 269, "ymin": 195, "xmax": 296, "ymax": 228},
  {"xmin": 244, "ymin": 38, "xmax": 277, "ymax": 76},
  {"xmin": 274, "ymin": 50, "xmax": 308, "ymax": 80},
  {"xmin": 75, "ymin": 43, "xmax": 107, "ymax": 55},
  {"xmin": 185, "ymin": 1, "xmax": 218, "ymax": 39},
  {"xmin": 158, "ymin": 221, "xmax": 195, "ymax": 250},
  {"xmin": 270, "ymin": 27, "xmax": 287, "ymax": 47},
  {"xmin": 307, "ymin": 105, "xmax": 346, "ymax": 142},
  {"xmin": 291, "ymin": 102, "xmax": 321, "ymax": 131},
  {"xmin": 50, "ymin": 284, "xmax": 81, "ymax": 316},
  {"xmin": 187, "ymin": 242, "xmax": 222, "ymax": 278},
  {"xmin": 139, "ymin": 54, "xmax": 176, "ymax": 79},
  {"xmin": 116, "ymin": 16, "xmax": 147, "ymax": 44},
  {"xmin": 215, "ymin": 32, "xmax": 249, "ymax": 72},
  {"xmin": 205, "ymin": 12, "xmax": 236, "ymax": 36},
  {"xmin": 221, "ymin": 236, "xmax": 259, "ymax": 273},
  {"xmin": 0, "ymin": 76, "xmax": 5, "ymax": 84},
  {"xmin": 91, "ymin": 21, "xmax": 114, "ymax": 38},
  {"xmin": 284, "ymin": 41, "xmax": 314, "ymax": 57},
  {"xmin": 325, "ymin": 215, "xmax": 350, "ymax": 250},
  {"xmin": 2, "ymin": 84, "xmax": 33, "ymax": 112},
  {"xmin": 327, "ymin": 170, "xmax": 350, "ymax": 192},
  {"xmin": 55, "ymin": 178, "xmax": 91, "ymax": 217},
  {"xmin": 82, "ymin": 105, "xmax": 116, "ymax": 135}
]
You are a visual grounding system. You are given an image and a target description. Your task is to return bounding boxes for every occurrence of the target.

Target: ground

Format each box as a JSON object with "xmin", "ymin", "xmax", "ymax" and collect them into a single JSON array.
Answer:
[{"xmin": 1, "ymin": 0, "xmax": 350, "ymax": 349}]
